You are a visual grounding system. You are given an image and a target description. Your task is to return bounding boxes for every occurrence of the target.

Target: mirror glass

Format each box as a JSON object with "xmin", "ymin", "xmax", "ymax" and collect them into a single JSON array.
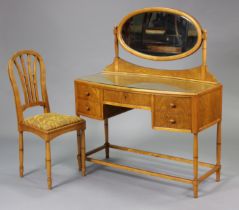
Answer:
[{"xmin": 121, "ymin": 12, "xmax": 198, "ymax": 57}]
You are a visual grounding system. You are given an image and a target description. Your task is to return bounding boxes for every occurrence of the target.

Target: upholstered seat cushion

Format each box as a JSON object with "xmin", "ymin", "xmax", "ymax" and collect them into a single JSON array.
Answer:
[{"xmin": 24, "ymin": 113, "xmax": 83, "ymax": 131}]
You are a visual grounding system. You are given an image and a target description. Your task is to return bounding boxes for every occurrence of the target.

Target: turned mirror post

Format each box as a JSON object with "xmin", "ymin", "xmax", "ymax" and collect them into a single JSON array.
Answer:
[
  {"xmin": 113, "ymin": 26, "xmax": 119, "ymax": 72},
  {"xmin": 201, "ymin": 29, "xmax": 208, "ymax": 79}
]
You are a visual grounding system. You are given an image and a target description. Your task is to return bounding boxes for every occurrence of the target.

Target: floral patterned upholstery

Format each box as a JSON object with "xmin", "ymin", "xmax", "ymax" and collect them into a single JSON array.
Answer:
[{"xmin": 24, "ymin": 113, "xmax": 83, "ymax": 131}]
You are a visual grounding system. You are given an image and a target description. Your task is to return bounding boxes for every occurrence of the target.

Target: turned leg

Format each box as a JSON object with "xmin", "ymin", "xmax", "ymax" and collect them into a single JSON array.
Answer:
[
  {"xmin": 80, "ymin": 129, "xmax": 86, "ymax": 176},
  {"xmin": 45, "ymin": 142, "xmax": 52, "ymax": 190},
  {"xmin": 104, "ymin": 119, "xmax": 109, "ymax": 159},
  {"xmin": 216, "ymin": 121, "xmax": 222, "ymax": 182},
  {"xmin": 77, "ymin": 130, "xmax": 81, "ymax": 171},
  {"xmin": 19, "ymin": 132, "xmax": 24, "ymax": 177},
  {"xmin": 193, "ymin": 133, "xmax": 199, "ymax": 198}
]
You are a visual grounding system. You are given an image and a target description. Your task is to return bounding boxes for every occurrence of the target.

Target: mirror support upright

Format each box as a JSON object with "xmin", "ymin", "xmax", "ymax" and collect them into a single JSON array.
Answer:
[
  {"xmin": 113, "ymin": 26, "xmax": 119, "ymax": 72},
  {"xmin": 201, "ymin": 29, "xmax": 208, "ymax": 80}
]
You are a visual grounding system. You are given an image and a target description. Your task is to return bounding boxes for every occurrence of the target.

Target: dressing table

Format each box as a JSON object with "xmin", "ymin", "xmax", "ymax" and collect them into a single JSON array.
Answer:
[{"xmin": 74, "ymin": 7, "xmax": 222, "ymax": 198}]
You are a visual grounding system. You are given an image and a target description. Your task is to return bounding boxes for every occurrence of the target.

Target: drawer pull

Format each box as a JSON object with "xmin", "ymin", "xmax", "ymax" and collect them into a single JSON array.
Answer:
[
  {"xmin": 86, "ymin": 106, "xmax": 90, "ymax": 111},
  {"xmin": 170, "ymin": 103, "xmax": 176, "ymax": 108},
  {"xmin": 169, "ymin": 119, "xmax": 176, "ymax": 124},
  {"xmin": 85, "ymin": 92, "xmax": 90, "ymax": 96}
]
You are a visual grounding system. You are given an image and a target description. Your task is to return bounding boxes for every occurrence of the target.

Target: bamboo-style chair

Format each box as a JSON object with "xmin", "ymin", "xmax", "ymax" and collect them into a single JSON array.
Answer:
[{"xmin": 8, "ymin": 50, "xmax": 86, "ymax": 189}]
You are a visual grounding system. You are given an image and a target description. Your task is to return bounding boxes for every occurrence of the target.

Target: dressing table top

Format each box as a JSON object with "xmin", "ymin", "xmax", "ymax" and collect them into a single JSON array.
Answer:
[
  {"xmin": 76, "ymin": 58, "xmax": 220, "ymax": 96},
  {"xmin": 77, "ymin": 71, "xmax": 218, "ymax": 95}
]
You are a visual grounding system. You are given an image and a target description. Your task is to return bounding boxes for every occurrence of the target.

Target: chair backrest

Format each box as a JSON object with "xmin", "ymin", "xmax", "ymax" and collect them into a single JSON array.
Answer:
[{"xmin": 8, "ymin": 50, "xmax": 50, "ymax": 127}]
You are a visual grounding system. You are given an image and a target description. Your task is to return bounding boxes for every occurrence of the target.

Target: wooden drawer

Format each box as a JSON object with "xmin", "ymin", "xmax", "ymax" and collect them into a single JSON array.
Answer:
[
  {"xmin": 104, "ymin": 90, "xmax": 122, "ymax": 103},
  {"xmin": 153, "ymin": 95, "xmax": 192, "ymax": 130},
  {"xmin": 76, "ymin": 98, "xmax": 102, "ymax": 118},
  {"xmin": 122, "ymin": 92, "xmax": 151, "ymax": 107},
  {"xmin": 76, "ymin": 83, "xmax": 101, "ymax": 102},
  {"xmin": 104, "ymin": 89, "xmax": 151, "ymax": 108}
]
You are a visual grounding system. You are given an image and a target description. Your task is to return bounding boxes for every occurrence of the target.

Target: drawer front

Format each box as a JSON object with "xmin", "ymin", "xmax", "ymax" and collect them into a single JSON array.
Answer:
[
  {"xmin": 104, "ymin": 89, "xmax": 151, "ymax": 108},
  {"xmin": 76, "ymin": 83, "xmax": 101, "ymax": 102},
  {"xmin": 154, "ymin": 96, "xmax": 192, "ymax": 130},
  {"xmin": 104, "ymin": 90, "xmax": 122, "ymax": 103},
  {"xmin": 122, "ymin": 92, "xmax": 151, "ymax": 107},
  {"xmin": 76, "ymin": 98, "xmax": 102, "ymax": 118}
]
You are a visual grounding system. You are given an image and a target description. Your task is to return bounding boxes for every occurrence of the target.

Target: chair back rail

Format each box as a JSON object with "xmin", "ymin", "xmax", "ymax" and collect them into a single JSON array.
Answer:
[{"xmin": 8, "ymin": 50, "xmax": 50, "ymax": 127}]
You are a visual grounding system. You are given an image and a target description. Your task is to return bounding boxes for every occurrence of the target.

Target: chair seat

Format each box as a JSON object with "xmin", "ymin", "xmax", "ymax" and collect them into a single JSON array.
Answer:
[{"xmin": 24, "ymin": 113, "xmax": 83, "ymax": 131}]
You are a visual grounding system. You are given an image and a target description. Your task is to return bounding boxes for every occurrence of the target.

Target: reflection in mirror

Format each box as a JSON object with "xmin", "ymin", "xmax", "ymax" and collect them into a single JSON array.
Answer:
[{"xmin": 121, "ymin": 12, "xmax": 198, "ymax": 56}]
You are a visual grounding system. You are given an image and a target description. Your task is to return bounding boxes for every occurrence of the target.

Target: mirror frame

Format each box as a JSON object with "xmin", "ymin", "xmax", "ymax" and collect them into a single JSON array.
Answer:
[{"xmin": 117, "ymin": 7, "xmax": 203, "ymax": 61}]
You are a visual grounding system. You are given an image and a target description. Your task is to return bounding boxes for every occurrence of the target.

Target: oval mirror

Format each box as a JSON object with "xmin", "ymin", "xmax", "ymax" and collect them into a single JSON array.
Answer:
[{"xmin": 117, "ymin": 8, "xmax": 202, "ymax": 61}]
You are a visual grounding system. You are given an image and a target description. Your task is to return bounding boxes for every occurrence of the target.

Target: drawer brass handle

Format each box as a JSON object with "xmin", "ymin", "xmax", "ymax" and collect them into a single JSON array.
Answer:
[
  {"xmin": 86, "ymin": 106, "xmax": 90, "ymax": 111},
  {"xmin": 169, "ymin": 119, "xmax": 176, "ymax": 124},
  {"xmin": 85, "ymin": 92, "xmax": 90, "ymax": 96},
  {"xmin": 170, "ymin": 103, "xmax": 176, "ymax": 108}
]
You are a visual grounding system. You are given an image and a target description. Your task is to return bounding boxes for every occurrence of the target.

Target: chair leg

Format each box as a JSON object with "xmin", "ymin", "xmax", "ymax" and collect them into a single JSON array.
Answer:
[
  {"xmin": 77, "ymin": 130, "xmax": 82, "ymax": 171},
  {"xmin": 80, "ymin": 129, "xmax": 86, "ymax": 176},
  {"xmin": 18, "ymin": 132, "xmax": 24, "ymax": 177},
  {"xmin": 104, "ymin": 119, "xmax": 109, "ymax": 159},
  {"xmin": 216, "ymin": 121, "xmax": 222, "ymax": 182},
  {"xmin": 193, "ymin": 133, "xmax": 199, "ymax": 198},
  {"xmin": 45, "ymin": 142, "xmax": 52, "ymax": 190}
]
